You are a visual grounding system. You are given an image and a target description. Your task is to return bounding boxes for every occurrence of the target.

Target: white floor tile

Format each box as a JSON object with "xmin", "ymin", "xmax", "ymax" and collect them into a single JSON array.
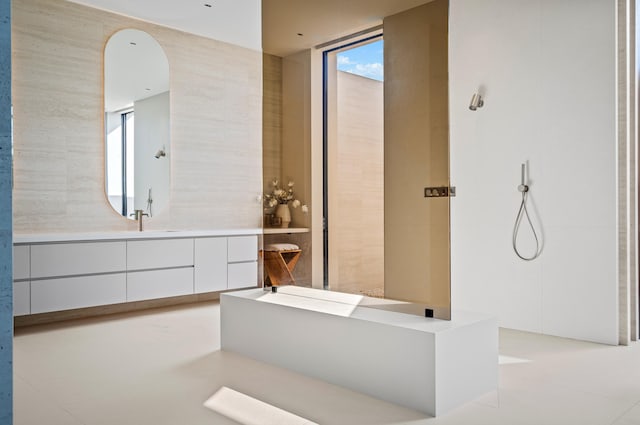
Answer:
[
  {"xmin": 612, "ymin": 402, "xmax": 640, "ymax": 425},
  {"xmin": 14, "ymin": 376, "xmax": 85, "ymax": 425},
  {"xmin": 13, "ymin": 302, "xmax": 640, "ymax": 425}
]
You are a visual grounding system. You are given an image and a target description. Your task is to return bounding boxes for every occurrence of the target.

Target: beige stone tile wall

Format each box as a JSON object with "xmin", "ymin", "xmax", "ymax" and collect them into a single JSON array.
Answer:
[
  {"xmin": 329, "ymin": 71, "xmax": 384, "ymax": 295},
  {"xmin": 281, "ymin": 50, "xmax": 312, "ymax": 229},
  {"xmin": 263, "ymin": 50, "xmax": 314, "ymax": 285},
  {"xmin": 262, "ymin": 53, "xmax": 282, "ymax": 198},
  {"xmin": 12, "ymin": 0, "xmax": 262, "ymax": 233}
]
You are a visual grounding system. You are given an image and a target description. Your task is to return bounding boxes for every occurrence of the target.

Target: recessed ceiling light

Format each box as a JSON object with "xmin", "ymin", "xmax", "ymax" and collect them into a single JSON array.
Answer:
[{"xmin": 204, "ymin": 3, "xmax": 212, "ymax": 7}]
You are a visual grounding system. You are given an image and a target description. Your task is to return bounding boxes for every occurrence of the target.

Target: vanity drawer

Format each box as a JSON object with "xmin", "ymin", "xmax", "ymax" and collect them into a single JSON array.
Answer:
[
  {"xmin": 127, "ymin": 238, "xmax": 193, "ymax": 271},
  {"xmin": 228, "ymin": 236, "xmax": 258, "ymax": 263},
  {"xmin": 13, "ymin": 245, "xmax": 30, "ymax": 280},
  {"xmin": 14, "ymin": 281, "xmax": 30, "ymax": 316},
  {"xmin": 194, "ymin": 237, "xmax": 227, "ymax": 293},
  {"xmin": 127, "ymin": 268, "xmax": 194, "ymax": 302},
  {"xmin": 31, "ymin": 242, "xmax": 126, "ymax": 278},
  {"xmin": 31, "ymin": 273, "xmax": 127, "ymax": 314},
  {"xmin": 228, "ymin": 261, "xmax": 258, "ymax": 290}
]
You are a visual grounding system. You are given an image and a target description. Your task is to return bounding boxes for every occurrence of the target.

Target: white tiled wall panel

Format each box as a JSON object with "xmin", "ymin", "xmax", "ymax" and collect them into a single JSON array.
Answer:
[{"xmin": 449, "ymin": 0, "xmax": 617, "ymax": 344}]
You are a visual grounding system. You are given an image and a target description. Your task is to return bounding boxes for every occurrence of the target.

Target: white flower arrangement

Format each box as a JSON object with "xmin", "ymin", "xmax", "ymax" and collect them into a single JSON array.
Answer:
[{"xmin": 264, "ymin": 179, "xmax": 308, "ymax": 213}]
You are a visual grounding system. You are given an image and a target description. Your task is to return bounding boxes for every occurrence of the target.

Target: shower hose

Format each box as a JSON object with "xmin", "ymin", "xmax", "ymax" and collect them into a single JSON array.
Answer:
[{"xmin": 512, "ymin": 185, "xmax": 541, "ymax": 261}]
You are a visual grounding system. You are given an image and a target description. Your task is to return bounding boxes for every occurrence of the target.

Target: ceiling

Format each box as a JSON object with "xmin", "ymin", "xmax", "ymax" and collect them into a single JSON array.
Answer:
[
  {"xmin": 262, "ymin": 0, "xmax": 433, "ymax": 57},
  {"xmin": 66, "ymin": 0, "xmax": 261, "ymax": 51},
  {"xmin": 67, "ymin": 0, "xmax": 432, "ymax": 57}
]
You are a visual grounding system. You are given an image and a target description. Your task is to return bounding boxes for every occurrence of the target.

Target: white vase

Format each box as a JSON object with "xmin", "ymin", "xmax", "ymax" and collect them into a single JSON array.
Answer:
[{"xmin": 275, "ymin": 203, "xmax": 291, "ymax": 228}]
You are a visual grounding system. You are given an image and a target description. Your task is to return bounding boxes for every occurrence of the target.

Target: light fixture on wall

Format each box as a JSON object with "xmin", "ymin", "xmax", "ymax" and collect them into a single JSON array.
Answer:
[
  {"xmin": 469, "ymin": 93, "xmax": 484, "ymax": 111},
  {"xmin": 154, "ymin": 147, "xmax": 166, "ymax": 159}
]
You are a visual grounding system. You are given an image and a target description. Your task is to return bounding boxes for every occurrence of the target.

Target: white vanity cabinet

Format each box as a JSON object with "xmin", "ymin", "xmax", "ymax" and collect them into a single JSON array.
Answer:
[
  {"xmin": 194, "ymin": 235, "xmax": 259, "ymax": 293},
  {"xmin": 126, "ymin": 238, "xmax": 194, "ymax": 302},
  {"xmin": 28, "ymin": 241, "xmax": 127, "ymax": 314},
  {"xmin": 13, "ymin": 245, "xmax": 30, "ymax": 316},
  {"xmin": 127, "ymin": 268, "xmax": 194, "ymax": 302},
  {"xmin": 228, "ymin": 236, "xmax": 258, "ymax": 263},
  {"xmin": 126, "ymin": 239, "xmax": 193, "ymax": 271},
  {"xmin": 13, "ymin": 281, "xmax": 31, "ymax": 316},
  {"xmin": 30, "ymin": 242, "xmax": 126, "ymax": 278},
  {"xmin": 194, "ymin": 237, "xmax": 228, "ymax": 293},
  {"xmin": 227, "ymin": 236, "xmax": 259, "ymax": 290},
  {"xmin": 31, "ymin": 274, "xmax": 127, "ymax": 314},
  {"xmin": 12, "ymin": 230, "xmax": 260, "ymax": 317}
]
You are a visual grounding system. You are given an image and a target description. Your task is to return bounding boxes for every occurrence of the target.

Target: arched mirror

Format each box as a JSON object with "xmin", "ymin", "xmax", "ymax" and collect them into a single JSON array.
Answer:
[{"xmin": 104, "ymin": 29, "xmax": 170, "ymax": 220}]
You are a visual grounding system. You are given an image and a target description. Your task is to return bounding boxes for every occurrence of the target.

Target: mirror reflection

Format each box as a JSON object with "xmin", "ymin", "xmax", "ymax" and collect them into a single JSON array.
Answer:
[{"xmin": 104, "ymin": 29, "xmax": 170, "ymax": 219}]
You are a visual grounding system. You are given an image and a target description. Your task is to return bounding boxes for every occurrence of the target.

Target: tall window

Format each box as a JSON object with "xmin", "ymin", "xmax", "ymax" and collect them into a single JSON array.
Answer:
[
  {"xmin": 336, "ymin": 39, "xmax": 384, "ymax": 81},
  {"xmin": 106, "ymin": 109, "xmax": 135, "ymax": 217},
  {"xmin": 323, "ymin": 35, "xmax": 385, "ymax": 296}
]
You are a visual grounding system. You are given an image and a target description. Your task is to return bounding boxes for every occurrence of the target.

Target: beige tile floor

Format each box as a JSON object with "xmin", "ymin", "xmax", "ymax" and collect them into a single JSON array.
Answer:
[{"xmin": 12, "ymin": 301, "xmax": 640, "ymax": 425}]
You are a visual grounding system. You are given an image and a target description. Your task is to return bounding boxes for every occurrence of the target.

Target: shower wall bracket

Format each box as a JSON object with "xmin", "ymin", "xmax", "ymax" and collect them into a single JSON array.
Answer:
[{"xmin": 424, "ymin": 186, "xmax": 456, "ymax": 198}]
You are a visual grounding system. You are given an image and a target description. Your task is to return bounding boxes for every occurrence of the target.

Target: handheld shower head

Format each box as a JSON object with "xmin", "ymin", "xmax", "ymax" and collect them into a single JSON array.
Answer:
[
  {"xmin": 469, "ymin": 93, "xmax": 484, "ymax": 111},
  {"xmin": 518, "ymin": 163, "xmax": 528, "ymax": 192},
  {"xmin": 154, "ymin": 148, "xmax": 166, "ymax": 159}
]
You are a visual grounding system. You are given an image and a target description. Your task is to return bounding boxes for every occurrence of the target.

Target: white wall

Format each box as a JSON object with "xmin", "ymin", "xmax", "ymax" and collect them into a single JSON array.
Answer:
[{"xmin": 449, "ymin": 0, "xmax": 617, "ymax": 344}]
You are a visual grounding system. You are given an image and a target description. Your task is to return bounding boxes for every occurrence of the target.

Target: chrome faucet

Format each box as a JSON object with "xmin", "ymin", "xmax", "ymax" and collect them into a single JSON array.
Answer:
[{"xmin": 130, "ymin": 209, "xmax": 149, "ymax": 232}]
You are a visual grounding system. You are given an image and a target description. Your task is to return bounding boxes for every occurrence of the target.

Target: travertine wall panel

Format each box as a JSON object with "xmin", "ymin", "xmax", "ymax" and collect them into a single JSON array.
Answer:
[
  {"xmin": 331, "ymin": 71, "xmax": 384, "ymax": 295},
  {"xmin": 263, "ymin": 53, "xmax": 282, "ymax": 197},
  {"xmin": 12, "ymin": 0, "xmax": 262, "ymax": 233}
]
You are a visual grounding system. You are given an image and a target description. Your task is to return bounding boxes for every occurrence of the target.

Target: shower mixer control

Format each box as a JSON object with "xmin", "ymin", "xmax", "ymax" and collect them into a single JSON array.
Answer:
[{"xmin": 424, "ymin": 186, "xmax": 456, "ymax": 198}]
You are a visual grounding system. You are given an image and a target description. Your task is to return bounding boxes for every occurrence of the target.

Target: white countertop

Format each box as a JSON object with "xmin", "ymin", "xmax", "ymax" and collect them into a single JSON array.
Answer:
[{"xmin": 14, "ymin": 228, "xmax": 263, "ymax": 244}]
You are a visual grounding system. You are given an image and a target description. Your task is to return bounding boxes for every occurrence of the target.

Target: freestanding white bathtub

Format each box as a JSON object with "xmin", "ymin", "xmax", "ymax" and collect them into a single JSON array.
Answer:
[{"xmin": 221, "ymin": 286, "xmax": 498, "ymax": 417}]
